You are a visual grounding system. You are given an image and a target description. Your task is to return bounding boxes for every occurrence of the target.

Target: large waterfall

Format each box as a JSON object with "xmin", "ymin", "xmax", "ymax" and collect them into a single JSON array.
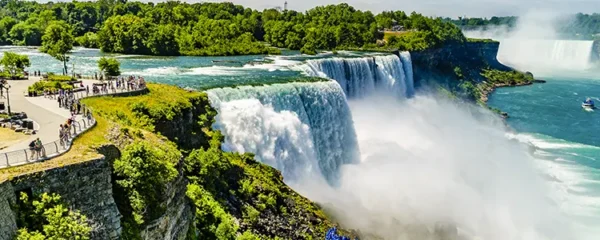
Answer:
[
  {"xmin": 300, "ymin": 53, "xmax": 415, "ymax": 98},
  {"xmin": 207, "ymin": 81, "xmax": 359, "ymax": 183},
  {"xmin": 497, "ymin": 39, "xmax": 597, "ymax": 70}
]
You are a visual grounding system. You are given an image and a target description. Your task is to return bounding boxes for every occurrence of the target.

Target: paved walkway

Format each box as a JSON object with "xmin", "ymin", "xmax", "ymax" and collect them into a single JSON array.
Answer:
[{"xmin": 0, "ymin": 78, "xmax": 99, "ymax": 154}]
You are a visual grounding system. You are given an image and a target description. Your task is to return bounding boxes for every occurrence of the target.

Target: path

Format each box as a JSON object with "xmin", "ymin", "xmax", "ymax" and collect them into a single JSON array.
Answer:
[{"xmin": 0, "ymin": 78, "xmax": 100, "ymax": 153}]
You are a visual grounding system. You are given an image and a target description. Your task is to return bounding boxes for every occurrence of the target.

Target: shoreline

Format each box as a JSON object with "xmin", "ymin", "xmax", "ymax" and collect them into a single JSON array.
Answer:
[{"xmin": 479, "ymin": 79, "xmax": 545, "ymax": 118}]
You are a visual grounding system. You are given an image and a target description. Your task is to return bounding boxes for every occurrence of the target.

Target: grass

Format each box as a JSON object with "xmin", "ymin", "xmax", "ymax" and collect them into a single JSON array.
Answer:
[
  {"xmin": 467, "ymin": 38, "xmax": 499, "ymax": 43},
  {"xmin": 0, "ymin": 127, "xmax": 30, "ymax": 150},
  {"xmin": 383, "ymin": 30, "xmax": 411, "ymax": 41}
]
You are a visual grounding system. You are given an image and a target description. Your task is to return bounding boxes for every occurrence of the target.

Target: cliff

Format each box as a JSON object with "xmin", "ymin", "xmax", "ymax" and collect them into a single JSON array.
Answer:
[
  {"xmin": 0, "ymin": 158, "xmax": 121, "ymax": 240},
  {"xmin": 410, "ymin": 41, "xmax": 511, "ymax": 89}
]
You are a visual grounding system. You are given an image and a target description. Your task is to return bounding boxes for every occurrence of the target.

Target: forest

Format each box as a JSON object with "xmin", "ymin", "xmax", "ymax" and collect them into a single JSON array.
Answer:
[
  {"xmin": 0, "ymin": 0, "xmax": 466, "ymax": 55},
  {"xmin": 448, "ymin": 13, "xmax": 600, "ymax": 39}
]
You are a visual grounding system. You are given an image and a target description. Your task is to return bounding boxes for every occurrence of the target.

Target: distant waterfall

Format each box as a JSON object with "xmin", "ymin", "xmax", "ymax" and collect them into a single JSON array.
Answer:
[
  {"xmin": 497, "ymin": 39, "xmax": 597, "ymax": 70},
  {"xmin": 207, "ymin": 82, "xmax": 360, "ymax": 184},
  {"xmin": 300, "ymin": 53, "xmax": 415, "ymax": 98}
]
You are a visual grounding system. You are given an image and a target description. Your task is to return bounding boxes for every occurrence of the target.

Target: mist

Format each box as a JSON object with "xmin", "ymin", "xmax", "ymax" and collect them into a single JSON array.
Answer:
[
  {"xmin": 463, "ymin": 11, "xmax": 599, "ymax": 75},
  {"xmin": 294, "ymin": 92, "xmax": 586, "ymax": 240}
]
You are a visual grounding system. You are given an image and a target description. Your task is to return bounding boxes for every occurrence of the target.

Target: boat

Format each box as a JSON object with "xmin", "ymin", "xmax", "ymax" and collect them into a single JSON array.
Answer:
[{"xmin": 582, "ymin": 98, "xmax": 595, "ymax": 109}]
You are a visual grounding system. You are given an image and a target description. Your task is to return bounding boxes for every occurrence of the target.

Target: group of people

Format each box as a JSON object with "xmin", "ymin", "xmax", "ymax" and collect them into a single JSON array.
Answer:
[
  {"xmin": 28, "ymin": 138, "xmax": 44, "ymax": 160},
  {"xmin": 56, "ymin": 89, "xmax": 84, "ymax": 114},
  {"xmin": 91, "ymin": 75, "xmax": 146, "ymax": 94}
]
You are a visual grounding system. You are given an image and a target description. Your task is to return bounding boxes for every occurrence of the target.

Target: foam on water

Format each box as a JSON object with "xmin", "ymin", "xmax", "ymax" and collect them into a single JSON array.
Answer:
[{"xmin": 208, "ymin": 81, "xmax": 360, "ymax": 183}]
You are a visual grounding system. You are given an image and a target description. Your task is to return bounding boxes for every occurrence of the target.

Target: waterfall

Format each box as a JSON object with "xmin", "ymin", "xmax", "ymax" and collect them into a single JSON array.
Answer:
[
  {"xmin": 207, "ymin": 81, "xmax": 359, "ymax": 184},
  {"xmin": 497, "ymin": 39, "xmax": 597, "ymax": 70},
  {"xmin": 300, "ymin": 53, "xmax": 415, "ymax": 98}
]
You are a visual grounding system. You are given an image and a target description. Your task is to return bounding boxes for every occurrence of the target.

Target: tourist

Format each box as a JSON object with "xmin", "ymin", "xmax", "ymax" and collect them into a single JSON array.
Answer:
[
  {"xmin": 28, "ymin": 140, "xmax": 36, "ymax": 160},
  {"xmin": 35, "ymin": 138, "xmax": 44, "ymax": 159},
  {"xmin": 59, "ymin": 124, "xmax": 65, "ymax": 148},
  {"xmin": 86, "ymin": 85, "xmax": 89, "ymax": 96}
]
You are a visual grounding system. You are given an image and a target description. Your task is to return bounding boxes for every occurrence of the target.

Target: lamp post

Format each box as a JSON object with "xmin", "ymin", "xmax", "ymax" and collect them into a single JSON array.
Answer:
[{"xmin": 5, "ymin": 84, "xmax": 10, "ymax": 115}]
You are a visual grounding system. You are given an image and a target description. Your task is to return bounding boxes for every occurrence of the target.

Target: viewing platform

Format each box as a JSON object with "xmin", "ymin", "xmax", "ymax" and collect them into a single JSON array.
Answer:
[{"xmin": 0, "ymin": 77, "xmax": 147, "ymax": 169}]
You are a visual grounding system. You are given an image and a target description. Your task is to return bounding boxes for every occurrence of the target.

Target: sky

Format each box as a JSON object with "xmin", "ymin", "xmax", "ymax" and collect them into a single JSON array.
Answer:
[{"xmin": 197, "ymin": 0, "xmax": 600, "ymax": 18}]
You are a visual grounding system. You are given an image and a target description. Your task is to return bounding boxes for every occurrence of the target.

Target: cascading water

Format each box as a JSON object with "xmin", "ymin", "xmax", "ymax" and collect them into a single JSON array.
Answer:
[
  {"xmin": 498, "ymin": 39, "xmax": 597, "ymax": 71},
  {"xmin": 300, "ymin": 53, "xmax": 415, "ymax": 98},
  {"xmin": 205, "ymin": 51, "xmax": 585, "ymax": 239},
  {"xmin": 207, "ymin": 81, "xmax": 359, "ymax": 184}
]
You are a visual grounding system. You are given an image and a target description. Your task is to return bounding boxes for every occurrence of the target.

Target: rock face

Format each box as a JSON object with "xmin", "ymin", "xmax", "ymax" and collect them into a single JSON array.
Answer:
[
  {"xmin": 0, "ymin": 158, "xmax": 122, "ymax": 240},
  {"xmin": 409, "ymin": 42, "xmax": 511, "ymax": 88},
  {"xmin": 139, "ymin": 162, "xmax": 193, "ymax": 240},
  {"xmin": 0, "ymin": 183, "xmax": 17, "ymax": 240}
]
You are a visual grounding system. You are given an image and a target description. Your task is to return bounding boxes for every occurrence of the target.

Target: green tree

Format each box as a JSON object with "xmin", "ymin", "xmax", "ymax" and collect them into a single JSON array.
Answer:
[
  {"xmin": 15, "ymin": 192, "xmax": 92, "ymax": 240},
  {"xmin": 0, "ymin": 17, "xmax": 18, "ymax": 44},
  {"xmin": 40, "ymin": 21, "xmax": 74, "ymax": 75},
  {"xmin": 75, "ymin": 32, "xmax": 99, "ymax": 48},
  {"xmin": 97, "ymin": 57, "xmax": 121, "ymax": 77},
  {"xmin": 0, "ymin": 51, "xmax": 30, "ymax": 77}
]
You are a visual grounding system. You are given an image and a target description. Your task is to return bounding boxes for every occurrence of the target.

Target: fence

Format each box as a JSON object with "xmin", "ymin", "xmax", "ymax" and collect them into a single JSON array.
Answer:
[{"xmin": 0, "ymin": 84, "xmax": 147, "ymax": 169}]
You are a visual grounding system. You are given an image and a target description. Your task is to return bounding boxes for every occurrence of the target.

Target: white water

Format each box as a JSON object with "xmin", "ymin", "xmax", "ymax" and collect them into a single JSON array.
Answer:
[
  {"xmin": 206, "ymin": 52, "xmax": 589, "ymax": 239},
  {"xmin": 300, "ymin": 53, "xmax": 415, "ymax": 98},
  {"xmin": 498, "ymin": 39, "xmax": 596, "ymax": 71},
  {"xmin": 207, "ymin": 81, "xmax": 359, "ymax": 183}
]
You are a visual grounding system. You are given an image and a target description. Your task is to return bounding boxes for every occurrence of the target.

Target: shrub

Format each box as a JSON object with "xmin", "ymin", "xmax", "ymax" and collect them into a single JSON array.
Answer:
[
  {"xmin": 15, "ymin": 192, "xmax": 91, "ymax": 240},
  {"xmin": 113, "ymin": 140, "xmax": 181, "ymax": 225}
]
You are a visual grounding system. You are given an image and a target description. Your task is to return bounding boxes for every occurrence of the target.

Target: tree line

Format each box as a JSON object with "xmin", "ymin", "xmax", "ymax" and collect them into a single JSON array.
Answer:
[
  {"xmin": 448, "ymin": 14, "xmax": 600, "ymax": 40},
  {"xmin": 0, "ymin": 0, "xmax": 466, "ymax": 56}
]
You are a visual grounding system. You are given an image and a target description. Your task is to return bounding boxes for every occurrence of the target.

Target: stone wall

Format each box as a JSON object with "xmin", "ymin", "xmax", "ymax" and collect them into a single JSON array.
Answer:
[
  {"xmin": 1, "ymin": 157, "xmax": 122, "ymax": 240},
  {"xmin": 0, "ymin": 182, "xmax": 17, "ymax": 240}
]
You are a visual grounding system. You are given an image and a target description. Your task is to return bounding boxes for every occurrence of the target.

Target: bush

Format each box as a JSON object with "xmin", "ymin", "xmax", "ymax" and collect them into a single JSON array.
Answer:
[
  {"xmin": 46, "ymin": 73, "xmax": 75, "ymax": 81},
  {"xmin": 113, "ymin": 140, "xmax": 181, "ymax": 225},
  {"xmin": 481, "ymin": 68, "xmax": 534, "ymax": 85},
  {"xmin": 27, "ymin": 80, "xmax": 74, "ymax": 94},
  {"xmin": 98, "ymin": 57, "xmax": 120, "ymax": 77},
  {"xmin": 15, "ymin": 192, "xmax": 91, "ymax": 240}
]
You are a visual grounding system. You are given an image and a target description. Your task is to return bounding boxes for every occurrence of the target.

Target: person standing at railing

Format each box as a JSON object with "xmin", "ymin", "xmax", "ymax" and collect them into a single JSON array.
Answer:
[
  {"xmin": 35, "ymin": 138, "xmax": 45, "ymax": 159},
  {"xmin": 59, "ymin": 124, "xmax": 66, "ymax": 149},
  {"xmin": 28, "ymin": 140, "xmax": 36, "ymax": 160}
]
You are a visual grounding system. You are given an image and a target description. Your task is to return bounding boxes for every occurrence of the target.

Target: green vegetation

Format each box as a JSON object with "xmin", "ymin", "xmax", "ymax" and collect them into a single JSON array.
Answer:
[
  {"xmin": 98, "ymin": 57, "xmax": 120, "ymax": 77},
  {"xmin": 15, "ymin": 192, "xmax": 91, "ymax": 240},
  {"xmin": 0, "ymin": 1, "xmax": 467, "ymax": 56},
  {"xmin": 446, "ymin": 16, "xmax": 517, "ymax": 31},
  {"xmin": 0, "ymin": 51, "xmax": 29, "ymax": 78},
  {"xmin": 40, "ymin": 21, "xmax": 74, "ymax": 75},
  {"xmin": 46, "ymin": 73, "xmax": 76, "ymax": 81},
  {"xmin": 480, "ymin": 68, "xmax": 534, "ymax": 86},
  {"xmin": 450, "ymin": 68, "xmax": 534, "ymax": 103},
  {"xmin": 466, "ymin": 38, "xmax": 498, "ymax": 43},
  {"xmin": 27, "ymin": 80, "xmax": 73, "ymax": 95},
  {"xmin": 75, "ymin": 32, "xmax": 98, "ymax": 48},
  {"xmin": 374, "ymin": 11, "xmax": 466, "ymax": 51},
  {"xmin": 57, "ymin": 83, "xmax": 351, "ymax": 239}
]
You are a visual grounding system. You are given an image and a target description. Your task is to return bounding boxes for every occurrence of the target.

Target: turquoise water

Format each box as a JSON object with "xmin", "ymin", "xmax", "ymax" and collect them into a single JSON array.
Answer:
[
  {"xmin": 488, "ymin": 77, "xmax": 600, "ymax": 228},
  {"xmin": 0, "ymin": 46, "xmax": 311, "ymax": 89},
  {"xmin": 0, "ymin": 46, "xmax": 383, "ymax": 90}
]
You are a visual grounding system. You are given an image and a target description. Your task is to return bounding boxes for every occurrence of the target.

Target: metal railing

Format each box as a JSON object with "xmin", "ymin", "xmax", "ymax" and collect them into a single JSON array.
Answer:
[{"xmin": 0, "ymin": 84, "xmax": 147, "ymax": 168}]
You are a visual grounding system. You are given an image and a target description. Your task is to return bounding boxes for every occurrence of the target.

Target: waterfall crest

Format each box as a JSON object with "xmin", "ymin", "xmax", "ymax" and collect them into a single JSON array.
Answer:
[
  {"xmin": 498, "ymin": 39, "xmax": 597, "ymax": 70},
  {"xmin": 300, "ymin": 53, "xmax": 415, "ymax": 98}
]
